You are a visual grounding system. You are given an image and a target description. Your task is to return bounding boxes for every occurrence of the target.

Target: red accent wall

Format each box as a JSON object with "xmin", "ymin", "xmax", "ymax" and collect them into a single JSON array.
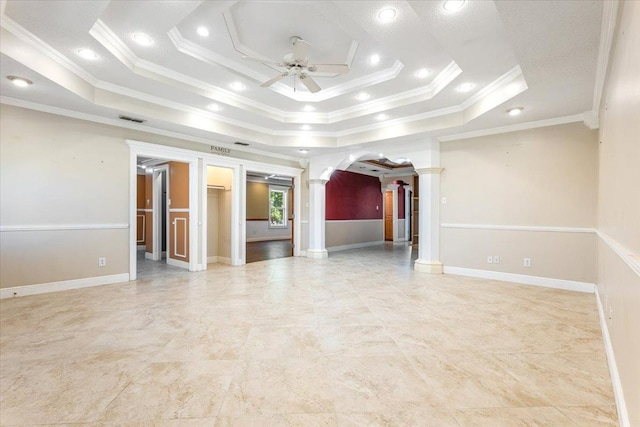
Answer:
[{"xmin": 326, "ymin": 170, "xmax": 383, "ymax": 220}]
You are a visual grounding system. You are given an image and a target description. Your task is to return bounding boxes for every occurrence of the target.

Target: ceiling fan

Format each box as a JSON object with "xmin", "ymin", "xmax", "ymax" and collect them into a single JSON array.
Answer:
[{"xmin": 242, "ymin": 36, "xmax": 350, "ymax": 93}]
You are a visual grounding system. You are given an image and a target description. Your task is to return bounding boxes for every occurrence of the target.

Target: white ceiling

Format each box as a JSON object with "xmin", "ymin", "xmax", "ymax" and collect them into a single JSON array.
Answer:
[{"xmin": 0, "ymin": 0, "xmax": 604, "ymax": 159}]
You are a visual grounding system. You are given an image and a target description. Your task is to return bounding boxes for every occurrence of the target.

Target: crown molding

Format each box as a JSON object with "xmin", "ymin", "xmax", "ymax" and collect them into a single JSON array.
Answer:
[
  {"xmin": 1, "ymin": 14, "xmax": 97, "ymax": 85},
  {"xmin": 582, "ymin": 110, "xmax": 600, "ymax": 130},
  {"xmin": 438, "ymin": 114, "xmax": 585, "ymax": 142},
  {"xmin": 0, "ymin": 96, "xmax": 299, "ymax": 162}
]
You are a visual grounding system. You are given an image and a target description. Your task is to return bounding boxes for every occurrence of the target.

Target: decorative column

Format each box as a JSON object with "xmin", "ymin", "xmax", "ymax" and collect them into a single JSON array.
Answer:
[
  {"xmin": 307, "ymin": 179, "xmax": 329, "ymax": 259},
  {"xmin": 387, "ymin": 183, "xmax": 399, "ymax": 242},
  {"xmin": 414, "ymin": 168, "xmax": 444, "ymax": 274}
]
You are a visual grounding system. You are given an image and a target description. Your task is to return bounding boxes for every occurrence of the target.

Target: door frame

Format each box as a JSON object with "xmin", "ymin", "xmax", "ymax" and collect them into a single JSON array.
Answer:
[
  {"xmin": 152, "ymin": 164, "xmax": 169, "ymax": 262},
  {"xmin": 128, "ymin": 141, "xmax": 200, "ymax": 281}
]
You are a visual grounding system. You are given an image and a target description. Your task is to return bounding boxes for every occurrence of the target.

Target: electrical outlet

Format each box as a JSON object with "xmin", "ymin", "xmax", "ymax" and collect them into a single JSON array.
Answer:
[
  {"xmin": 441, "ymin": 197, "xmax": 447, "ymax": 204},
  {"xmin": 487, "ymin": 256, "xmax": 493, "ymax": 264},
  {"xmin": 523, "ymin": 258, "xmax": 531, "ymax": 268},
  {"xmin": 494, "ymin": 256, "xmax": 500, "ymax": 264},
  {"xmin": 98, "ymin": 257, "xmax": 106, "ymax": 267}
]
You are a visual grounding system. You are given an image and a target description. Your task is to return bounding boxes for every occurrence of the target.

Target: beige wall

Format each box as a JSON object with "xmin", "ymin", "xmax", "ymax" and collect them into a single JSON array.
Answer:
[
  {"xmin": 597, "ymin": 1, "xmax": 640, "ymax": 424},
  {"xmin": 206, "ymin": 166, "xmax": 234, "ymax": 262},
  {"xmin": 440, "ymin": 122, "xmax": 599, "ymax": 283},
  {"xmin": 326, "ymin": 220, "xmax": 384, "ymax": 250},
  {"xmin": 0, "ymin": 104, "xmax": 298, "ymax": 289},
  {"xmin": 0, "ymin": 105, "xmax": 129, "ymax": 288}
]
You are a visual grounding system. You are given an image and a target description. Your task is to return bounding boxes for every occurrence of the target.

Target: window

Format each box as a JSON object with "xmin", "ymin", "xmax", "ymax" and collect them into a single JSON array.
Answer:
[{"xmin": 269, "ymin": 186, "xmax": 288, "ymax": 227}]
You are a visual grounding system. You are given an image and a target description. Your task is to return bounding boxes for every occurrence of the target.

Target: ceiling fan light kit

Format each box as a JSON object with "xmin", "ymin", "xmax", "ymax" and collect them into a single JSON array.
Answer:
[{"xmin": 242, "ymin": 36, "xmax": 350, "ymax": 93}]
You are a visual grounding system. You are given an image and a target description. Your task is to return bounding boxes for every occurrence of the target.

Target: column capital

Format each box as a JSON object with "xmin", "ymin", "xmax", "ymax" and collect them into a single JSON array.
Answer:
[
  {"xmin": 308, "ymin": 178, "xmax": 329, "ymax": 185},
  {"xmin": 415, "ymin": 167, "xmax": 444, "ymax": 175},
  {"xmin": 386, "ymin": 183, "xmax": 400, "ymax": 190}
]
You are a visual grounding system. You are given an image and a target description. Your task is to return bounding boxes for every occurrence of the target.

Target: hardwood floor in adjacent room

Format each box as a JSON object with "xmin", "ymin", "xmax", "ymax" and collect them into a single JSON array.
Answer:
[
  {"xmin": 0, "ymin": 245, "xmax": 617, "ymax": 426},
  {"xmin": 246, "ymin": 240, "xmax": 293, "ymax": 263}
]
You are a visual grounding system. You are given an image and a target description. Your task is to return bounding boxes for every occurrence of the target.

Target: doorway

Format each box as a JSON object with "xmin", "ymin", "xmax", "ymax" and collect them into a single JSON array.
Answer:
[
  {"xmin": 245, "ymin": 172, "xmax": 294, "ymax": 262},
  {"xmin": 384, "ymin": 190, "xmax": 394, "ymax": 241}
]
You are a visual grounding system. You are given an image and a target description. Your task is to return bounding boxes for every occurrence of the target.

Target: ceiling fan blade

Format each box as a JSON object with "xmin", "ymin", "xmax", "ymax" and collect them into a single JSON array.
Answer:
[
  {"xmin": 299, "ymin": 74, "xmax": 321, "ymax": 93},
  {"xmin": 292, "ymin": 38, "xmax": 310, "ymax": 61},
  {"xmin": 242, "ymin": 55, "xmax": 281, "ymax": 66},
  {"xmin": 308, "ymin": 63, "xmax": 350, "ymax": 74},
  {"xmin": 261, "ymin": 72, "xmax": 288, "ymax": 88}
]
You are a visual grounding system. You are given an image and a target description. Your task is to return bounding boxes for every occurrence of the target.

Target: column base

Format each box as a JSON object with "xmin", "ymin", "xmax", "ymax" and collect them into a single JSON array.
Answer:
[
  {"xmin": 414, "ymin": 259, "xmax": 443, "ymax": 274},
  {"xmin": 306, "ymin": 249, "xmax": 329, "ymax": 259}
]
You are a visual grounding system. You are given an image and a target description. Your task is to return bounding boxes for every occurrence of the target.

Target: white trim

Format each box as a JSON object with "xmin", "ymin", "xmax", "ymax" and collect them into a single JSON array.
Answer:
[
  {"xmin": 438, "ymin": 114, "xmax": 584, "ymax": 142},
  {"xmin": 166, "ymin": 258, "xmax": 189, "ymax": 269},
  {"xmin": 0, "ymin": 224, "xmax": 128, "ymax": 232},
  {"xmin": 136, "ymin": 214, "xmax": 145, "ymax": 244},
  {"xmin": 327, "ymin": 240, "xmax": 384, "ymax": 253},
  {"xmin": 207, "ymin": 256, "xmax": 218, "ymax": 263},
  {"xmin": 443, "ymin": 266, "xmax": 595, "ymax": 293},
  {"xmin": 595, "ymin": 287, "xmax": 630, "ymax": 427},
  {"xmin": 0, "ymin": 273, "xmax": 129, "ymax": 299},
  {"xmin": 217, "ymin": 256, "xmax": 232, "ymax": 265},
  {"xmin": 137, "ymin": 245, "xmax": 146, "ymax": 250},
  {"xmin": 440, "ymin": 224, "xmax": 597, "ymax": 234},
  {"xmin": 0, "ymin": 97, "xmax": 298, "ymax": 162},
  {"xmin": 168, "ymin": 208, "xmax": 190, "ymax": 213},
  {"xmin": 145, "ymin": 252, "xmax": 154, "ymax": 260},
  {"xmin": 598, "ymin": 231, "xmax": 640, "ymax": 277},
  {"xmin": 173, "ymin": 217, "xmax": 188, "ymax": 258}
]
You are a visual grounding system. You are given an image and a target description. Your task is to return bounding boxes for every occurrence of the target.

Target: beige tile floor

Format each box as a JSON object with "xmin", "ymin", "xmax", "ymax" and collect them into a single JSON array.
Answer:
[{"xmin": 0, "ymin": 245, "xmax": 618, "ymax": 426}]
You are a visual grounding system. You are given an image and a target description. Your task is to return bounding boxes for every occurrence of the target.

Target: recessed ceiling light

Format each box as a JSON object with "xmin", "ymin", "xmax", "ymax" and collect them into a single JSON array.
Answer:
[
  {"xmin": 197, "ymin": 26, "xmax": 209, "ymax": 37},
  {"xmin": 456, "ymin": 82, "xmax": 476, "ymax": 92},
  {"xmin": 356, "ymin": 92, "xmax": 370, "ymax": 101},
  {"xmin": 299, "ymin": 149, "xmax": 309, "ymax": 153},
  {"xmin": 377, "ymin": 8, "xmax": 397, "ymax": 23},
  {"xmin": 7, "ymin": 76, "xmax": 33, "ymax": 87},
  {"xmin": 300, "ymin": 124, "xmax": 311, "ymax": 131},
  {"xmin": 303, "ymin": 105, "xmax": 315, "ymax": 112},
  {"xmin": 369, "ymin": 54, "xmax": 381, "ymax": 65},
  {"xmin": 132, "ymin": 32, "xmax": 153, "ymax": 46},
  {"xmin": 230, "ymin": 81, "xmax": 245, "ymax": 91},
  {"xmin": 507, "ymin": 107, "xmax": 524, "ymax": 116},
  {"xmin": 443, "ymin": 0, "xmax": 465, "ymax": 12},
  {"xmin": 375, "ymin": 113, "xmax": 388, "ymax": 121},
  {"xmin": 76, "ymin": 48, "xmax": 98, "ymax": 60},
  {"xmin": 207, "ymin": 103, "xmax": 221, "ymax": 112},
  {"xmin": 415, "ymin": 68, "xmax": 431, "ymax": 79}
]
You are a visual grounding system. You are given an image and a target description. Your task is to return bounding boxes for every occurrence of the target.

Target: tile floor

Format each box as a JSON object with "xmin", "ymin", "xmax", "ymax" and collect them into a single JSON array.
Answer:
[{"xmin": 0, "ymin": 245, "xmax": 618, "ymax": 426}]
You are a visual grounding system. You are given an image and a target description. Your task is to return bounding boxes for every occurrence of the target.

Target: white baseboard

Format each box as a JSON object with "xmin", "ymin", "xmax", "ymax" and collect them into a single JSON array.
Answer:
[
  {"xmin": 137, "ymin": 245, "xmax": 146, "ymax": 250},
  {"xmin": 207, "ymin": 256, "xmax": 218, "ymax": 263},
  {"xmin": 166, "ymin": 258, "xmax": 190, "ymax": 269},
  {"xmin": 595, "ymin": 287, "xmax": 630, "ymax": 427},
  {"xmin": 246, "ymin": 237, "xmax": 291, "ymax": 243},
  {"xmin": 300, "ymin": 250, "xmax": 307, "ymax": 257},
  {"xmin": 145, "ymin": 252, "xmax": 154, "ymax": 260},
  {"xmin": 217, "ymin": 256, "xmax": 232, "ymax": 265},
  {"xmin": 0, "ymin": 273, "xmax": 130, "ymax": 299},
  {"xmin": 327, "ymin": 240, "xmax": 384, "ymax": 253},
  {"xmin": 443, "ymin": 266, "xmax": 595, "ymax": 293}
]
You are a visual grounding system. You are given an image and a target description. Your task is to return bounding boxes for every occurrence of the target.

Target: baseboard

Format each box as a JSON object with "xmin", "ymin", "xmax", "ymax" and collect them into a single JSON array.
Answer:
[
  {"xmin": 327, "ymin": 240, "xmax": 384, "ymax": 253},
  {"xmin": 137, "ymin": 245, "xmax": 146, "ymax": 250},
  {"xmin": 207, "ymin": 256, "xmax": 218, "ymax": 263},
  {"xmin": 443, "ymin": 266, "xmax": 595, "ymax": 293},
  {"xmin": 246, "ymin": 237, "xmax": 291, "ymax": 243},
  {"xmin": 145, "ymin": 252, "xmax": 154, "ymax": 260},
  {"xmin": 595, "ymin": 286, "xmax": 630, "ymax": 427},
  {"xmin": 217, "ymin": 256, "xmax": 232, "ymax": 265},
  {"xmin": 166, "ymin": 258, "xmax": 190, "ymax": 269},
  {"xmin": 0, "ymin": 273, "xmax": 130, "ymax": 299}
]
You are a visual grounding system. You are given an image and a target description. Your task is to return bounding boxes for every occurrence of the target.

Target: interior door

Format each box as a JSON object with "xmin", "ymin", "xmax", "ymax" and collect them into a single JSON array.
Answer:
[{"xmin": 384, "ymin": 191, "xmax": 393, "ymax": 241}]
